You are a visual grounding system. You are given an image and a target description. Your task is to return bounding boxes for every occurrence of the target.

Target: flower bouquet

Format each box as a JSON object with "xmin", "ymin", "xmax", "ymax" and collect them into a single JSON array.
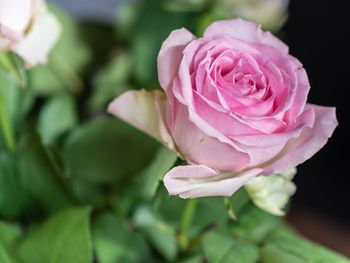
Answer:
[{"xmin": 0, "ymin": 0, "xmax": 348, "ymax": 262}]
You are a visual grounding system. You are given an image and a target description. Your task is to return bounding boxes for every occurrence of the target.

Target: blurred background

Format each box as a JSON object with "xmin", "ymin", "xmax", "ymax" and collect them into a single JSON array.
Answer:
[{"xmin": 48, "ymin": 0, "xmax": 350, "ymax": 256}]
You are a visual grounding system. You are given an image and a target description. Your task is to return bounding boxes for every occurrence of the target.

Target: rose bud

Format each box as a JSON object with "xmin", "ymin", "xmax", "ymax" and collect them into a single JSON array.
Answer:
[
  {"xmin": 108, "ymin": 19, "xmax": 337, "ymax": 199},
  {"xmin": 0, "ymin": 0, "xmax": 60, "ymax": 68}
]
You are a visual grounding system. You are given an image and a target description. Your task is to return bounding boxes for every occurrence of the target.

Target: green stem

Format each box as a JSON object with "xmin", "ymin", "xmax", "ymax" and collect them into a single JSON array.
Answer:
[
  {"xmin": 178, "ymin": 198, "xmax": 198, "ymax": 250},
  {"xmin": 0, "ymin": 86, "xmax": 16, "ymax": 152}
]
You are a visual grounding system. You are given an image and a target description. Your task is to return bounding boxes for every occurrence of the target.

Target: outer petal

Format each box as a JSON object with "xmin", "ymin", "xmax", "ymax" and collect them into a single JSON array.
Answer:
[
  {"xmin": 263, "ymin": 104, "xmax": 338, "ymax": 175},
  {"xmin": 157, "ymin": 28, "xmax": 196, "ymax": 92},
  {"xmin": 108, "ymin": 90, "xmax": 175, "ymax": 151},
  {"xmin": 11, "ymin": 3, "xmax": 60, "ymax": 68},
  {"xmin": 164, "ymin": 164, "xmax": 263, "ymax": 198},
  {"xmin": 204, "ymin": 18, "xmax": 288, "ymax": 53}
]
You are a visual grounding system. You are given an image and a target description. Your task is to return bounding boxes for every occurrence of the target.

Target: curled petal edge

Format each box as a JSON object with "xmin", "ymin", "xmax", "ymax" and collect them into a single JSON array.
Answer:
[{"xmin": 164, "ymin": 165, "xmax": 264, "ymax": 198}]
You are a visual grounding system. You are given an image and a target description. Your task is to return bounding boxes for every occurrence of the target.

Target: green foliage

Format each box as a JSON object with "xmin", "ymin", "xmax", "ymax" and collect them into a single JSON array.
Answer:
[
  {"xmin": 38, "ymin": 93, "xmax": 78, "ymax": 145},
  {"xmin": 0, "ymin": 152, "xmax": 33, "ymax": 218},
  {"xmin": 88, "ymin": 51, "xmax": 131, "ymax": 112},
  {"xmin": 260, "ymin": 226, "xmax": 350, "ymax": 263},
  {"xmin": 17, "ymin": 207, "xmax": 92, "ymax": 263},
  {"xmin": 202, "ymin": 231, "xmax": 259, "ymax": 263},
  {"xmin": 18, "ymin": 132, "xmax": 73, "ymax": 214},
  {"xmin": 0, "ymin": 245, "xmax": 13, "ymax": 263},
  {"xmin": 130, "ymin": 0, "xmax": 189, "ymax": 85},
  {"xmin": 93, "ymin": 212, "xmax": 151, "ymax": 263},
  {"xmin": 62, "ymin": 117, "xmax": 159, "ymax": 184}
]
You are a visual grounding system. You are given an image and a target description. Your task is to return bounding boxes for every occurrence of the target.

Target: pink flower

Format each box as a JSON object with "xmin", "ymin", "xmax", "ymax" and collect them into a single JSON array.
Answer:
[
  {"xmin": 108, "ymin": 19, "xmax": 337, "ymax": 198},
  {"xmin": 0, "ymin": 0, "xmax": 60, "ymax": 68}
]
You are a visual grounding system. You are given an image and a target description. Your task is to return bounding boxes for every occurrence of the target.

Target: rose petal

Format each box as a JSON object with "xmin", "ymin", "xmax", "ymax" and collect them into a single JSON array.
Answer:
[
  {"xmin": 11, "ymin": 3, "xmax": 61, "ymax": 67},
  {"xmin": 204, "ymin": 18, "xmax": 288, "ymax": 53},
  {"xmin": 171, "ymin": 100, "xmax": 250, "ymax": 170},
  {"xmin": 164, "ymin": 165, "xmax": 263, "ymax": 198},
  {"xmin": 263, "ymin": 104, "xmax": 338, "ymax": 175},
  {"xmin": 157, "ymin": 28, "xmax": 196, "ymax": 92},
  {"xmin": 0, "ymin": 0, "xmax": 32, "ymax": 38},
  {"xmin": 108, "ymin": 90, "xmax": 175, "ymax": 151}
]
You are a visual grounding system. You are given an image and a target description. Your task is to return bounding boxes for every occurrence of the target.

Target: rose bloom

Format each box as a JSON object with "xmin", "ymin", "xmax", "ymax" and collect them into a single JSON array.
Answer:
[
  {"xmin": 0, "ymin": 0, "xmax": 60, "ymax": 68},
  {"xmin": 109, "ymin": 19, "xmax": 337, "ymax": 198}
]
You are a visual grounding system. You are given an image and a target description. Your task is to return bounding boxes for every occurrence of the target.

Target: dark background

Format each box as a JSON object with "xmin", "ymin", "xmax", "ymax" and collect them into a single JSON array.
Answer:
[{"xmin": 285, "ymin": 0, "xmax": 349, "ymax": 223}]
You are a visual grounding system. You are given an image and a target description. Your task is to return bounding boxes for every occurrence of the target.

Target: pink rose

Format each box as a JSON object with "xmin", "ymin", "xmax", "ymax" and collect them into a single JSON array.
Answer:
[
  {"xmin": 0, "ymin": 0, "xmax": 60, "ymax": 67},
  {"xmin": 108, "ymin": 19, "xmax": 337, "ymax": 198}
]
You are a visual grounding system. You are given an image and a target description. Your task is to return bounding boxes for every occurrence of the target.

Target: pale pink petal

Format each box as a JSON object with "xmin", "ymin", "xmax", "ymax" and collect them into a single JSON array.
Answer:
[
  {"xmin": 204, "ymin": 18, "xmax": 288, "ymax": 53},
  {"xmin": 157, "ymin": 28, "xmax": 196, "ymax": 92},
  {"xmin": 164, "ymin": 164, "xmax": 263, "ymax": 198},
  {"xmin": 12, "ymin": 3, "xmax": 61, "ymax": 68},
  {"xmin": 0, "ymin": 0, "xmax": 32, "ymax": 38},
  {"xmin": 232, "ymin": 109, "xmax": 315, "ymax": 166},
  {"xmin": 263, "ymin": 104, "xmax": 338, "ymax": 175},
  {"xmin": 108, "ymin": 90, "xmax": 175, "ymax": 151},
  {"xmin": 171, "ymin": 98, "xmax": 250, "ymax": 171}
]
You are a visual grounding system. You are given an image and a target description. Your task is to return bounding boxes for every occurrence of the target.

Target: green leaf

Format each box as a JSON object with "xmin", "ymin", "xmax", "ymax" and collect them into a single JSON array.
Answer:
[
  {"xmin": 18, "ymin": 132, "xmax": 73, "ymax": 213},
  {"xmin": 0, "ymin": 244, "xmax": 13, "ymax": 263},
  {"xmin": 202, "ymin": 231, "xmax": 259, "ymax": 263},
  {"xmin": 38, "ymin": 93, "xmax": 78, "ymax": 145},
  {"xmin": 225, "ymin": 188, "xmax": 251, "ymax": 220},
  {"xmin": 17, "ymin": 207, "xmax": 92, "ymax": 263},
  {"xmin": 133, "ymin": 205, "xmax": 177, "ymax": 261},
  {"xmin": 260, "ymin": 243, "xmax": 308, "ymax": 263},
  {"xmin": 230, "ymin": 203, "xmax": 282, "ymax": 244},
  {"xmin": 261, "ymin": 226, "xmax": 350, "ymax": 263},
  {"xmin": 0, "ymin": 152, "xmax": 33, "ymax": 218},
  {"xmin": 93, "ymin": 212, "xmax": 151, "ymax": 263},
  {"xmin": 137, "ymin": 146, "xmax": 177, "ymax": 199},
  {"xmin": 88, "ymin": 51, "xmax": 131, "ymax": 111},
  {"xmin": 0, "ymin": 220, "xmax": 22, "ymax": 250},
  {"xmin": 62, "ymin": 117, "xmax": 159, "ymax": 184}
]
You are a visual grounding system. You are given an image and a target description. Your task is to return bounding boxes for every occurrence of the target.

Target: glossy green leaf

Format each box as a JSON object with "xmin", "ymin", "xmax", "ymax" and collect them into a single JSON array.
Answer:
[
  {"xmin": 18, "ymin": 207, "xmax": 92, "ymax": 263},
  {"xmin": 202, "ymin": 231, "xmax": 259, "ymax": 263},
  {"xmin": 0, "ymin": 220, "xmax": 22, "ymax": 250},
  {"xmin": 38, "ymin": 93, "xmax": 78, "ymax": 145},
  {"xmin": 230, "ymin": 203, "xmax": 282, "ymax": 244},
  {"xmin": 62, "ymin": 117, "xmax": 159, "ymax": 184},
  {"xmin": 261, "ymin": 226, "xmax": 350, "ymax": 263},
  {"xmin": 133, "ymin": 205, "xmax": 177, "ymax": 261},
  {"xmin": 0, "ymin": 152, "xmax": 33, "ymax": 218},
  {"xmin": 0, "ymin": 244, "xmax": 13, "ymax": 263},
  {"xmin": 93, "ymin": 212, "xmax": 151, "ymax": 263},
  {"xmin": 137, "ymin": 146, "xmax": 177, "ymax": 199},
  {"xmin": 18, "ymin": 132, "xmax": 73, "ymax": 213}
]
